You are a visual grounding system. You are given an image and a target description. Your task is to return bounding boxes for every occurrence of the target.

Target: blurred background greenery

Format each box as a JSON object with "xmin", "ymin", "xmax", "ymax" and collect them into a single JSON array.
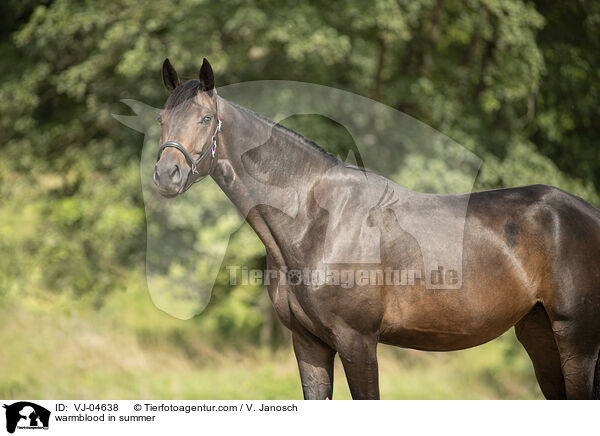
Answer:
[{"xmin": 1, "ymin": 0, "xmax": 599, "ymax": 399}]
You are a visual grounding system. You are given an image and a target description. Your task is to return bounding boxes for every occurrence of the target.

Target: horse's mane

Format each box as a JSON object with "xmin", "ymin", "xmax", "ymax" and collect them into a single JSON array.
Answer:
[{"xmin": 228, "ymin": 100, "xmax": 340, "ymax": 164}]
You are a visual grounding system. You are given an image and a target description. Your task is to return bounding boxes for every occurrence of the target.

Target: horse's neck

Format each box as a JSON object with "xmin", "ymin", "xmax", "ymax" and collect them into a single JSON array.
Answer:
[{"xmin": 211, "ymin": 98, "xmax": 337, "ymax": 266}]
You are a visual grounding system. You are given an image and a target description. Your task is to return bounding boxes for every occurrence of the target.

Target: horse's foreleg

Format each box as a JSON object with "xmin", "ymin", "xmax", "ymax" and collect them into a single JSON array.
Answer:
[
  {"xmin": 292, "ymin": 329, "xmax": 336, "ymax": 400},
  {"xmin": 337, "ymin": 334, "xmax": 380, "ymax": 400}
]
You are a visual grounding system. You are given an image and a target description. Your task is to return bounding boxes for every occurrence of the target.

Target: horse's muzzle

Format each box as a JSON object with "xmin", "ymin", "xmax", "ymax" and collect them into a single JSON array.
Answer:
[{"xmin": 154, "ymin": 156, "xmax": 188, "ymax": 197}]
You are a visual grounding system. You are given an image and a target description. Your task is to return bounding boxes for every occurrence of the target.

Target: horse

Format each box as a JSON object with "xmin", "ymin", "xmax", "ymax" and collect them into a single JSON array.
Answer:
[{"xmin": 153, "ymin": 57, "xmax": 600, "ymax": 400}]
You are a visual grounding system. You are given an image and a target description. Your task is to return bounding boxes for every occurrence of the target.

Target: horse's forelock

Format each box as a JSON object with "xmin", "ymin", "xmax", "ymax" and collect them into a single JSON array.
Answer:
[{"xmin": 165, "ymin": 79, "xmax": 202, "ymax": 110}]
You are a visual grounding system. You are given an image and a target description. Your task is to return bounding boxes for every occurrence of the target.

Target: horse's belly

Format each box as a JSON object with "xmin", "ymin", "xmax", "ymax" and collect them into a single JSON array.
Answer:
[{"xmin": 379, "ymin": 287, "xmax": 535, "ymax": 351}]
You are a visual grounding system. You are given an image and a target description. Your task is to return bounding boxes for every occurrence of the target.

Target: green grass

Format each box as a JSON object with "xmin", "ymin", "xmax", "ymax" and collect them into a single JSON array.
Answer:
[{"xmin": 0, "ymin": 280, "xmax": 542, "ymax": 400}]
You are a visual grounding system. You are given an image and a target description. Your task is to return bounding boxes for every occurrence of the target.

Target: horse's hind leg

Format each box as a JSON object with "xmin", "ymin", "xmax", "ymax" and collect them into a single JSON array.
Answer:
[
  {"xmin": 550, "ymin": 319, "xmax": 600, "ymax": 400},
  {"xmin": 515, "ymin": 304, "xmax": 565, "ymax": 399},
  {"xmin": 594, "ymin": 351, "xmax": 600, "ymax": 399}
]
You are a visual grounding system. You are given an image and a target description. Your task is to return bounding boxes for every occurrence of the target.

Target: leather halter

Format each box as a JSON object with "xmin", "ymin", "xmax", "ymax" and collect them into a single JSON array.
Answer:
[{"xmin": 156, "ymin": 96, "xmax": 222, "ymax": 193}]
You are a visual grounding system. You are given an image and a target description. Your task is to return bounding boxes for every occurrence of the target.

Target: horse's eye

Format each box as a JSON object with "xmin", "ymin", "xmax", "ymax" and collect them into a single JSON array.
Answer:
[{"xmin": 203, "ymin": 115, "xmax": 212, "ymax": 123}]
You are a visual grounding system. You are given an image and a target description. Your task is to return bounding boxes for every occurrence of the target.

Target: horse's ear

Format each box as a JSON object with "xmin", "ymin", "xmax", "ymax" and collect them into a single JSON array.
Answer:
[
  {"xmin": 199, "ymin": 58, "xmax": 215, "ymax": 92},
  {"xmin": 162, "ymin": 58, "xmax": 180, "ymax": 93}
]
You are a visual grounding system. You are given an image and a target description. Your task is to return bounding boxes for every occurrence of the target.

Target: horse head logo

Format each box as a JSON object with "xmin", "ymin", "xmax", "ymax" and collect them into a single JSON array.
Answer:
[{"xmin": 3, "ymin": 402, "xmax": 51, "ymax": 433}]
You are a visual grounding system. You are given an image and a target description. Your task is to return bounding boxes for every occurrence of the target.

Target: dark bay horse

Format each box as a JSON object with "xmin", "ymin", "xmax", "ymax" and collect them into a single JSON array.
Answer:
[{"xmin": 154, "ymin": 58, "xmax": 600, "ymax": 399}]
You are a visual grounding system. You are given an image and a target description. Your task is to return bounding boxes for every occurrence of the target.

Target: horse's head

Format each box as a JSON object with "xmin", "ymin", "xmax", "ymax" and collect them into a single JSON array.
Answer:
[{"xmin": 154, "ymin": 58, "xmax": 221, "ymax": 197}]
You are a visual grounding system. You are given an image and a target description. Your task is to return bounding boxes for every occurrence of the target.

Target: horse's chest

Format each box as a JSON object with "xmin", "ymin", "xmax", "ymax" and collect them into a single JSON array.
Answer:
[{"xmin": 266, "ymin": 281, "xmax": 293, "ymax": 329}]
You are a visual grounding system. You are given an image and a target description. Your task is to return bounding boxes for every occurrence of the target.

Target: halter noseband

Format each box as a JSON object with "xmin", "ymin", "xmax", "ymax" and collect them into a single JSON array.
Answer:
[{"xmin": 156, "ymin": 96, "xmax": 222, "ymax": 193}]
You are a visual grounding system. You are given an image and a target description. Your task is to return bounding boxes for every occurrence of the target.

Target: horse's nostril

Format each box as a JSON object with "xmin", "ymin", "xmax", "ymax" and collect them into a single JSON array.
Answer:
[
  {"xmin": 170, "ymin": 165, "xmax": 181, "ymax": 182},
  {"xmin": 153, "ymin": 166, "xmax": 159, "ymax": 184}
]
